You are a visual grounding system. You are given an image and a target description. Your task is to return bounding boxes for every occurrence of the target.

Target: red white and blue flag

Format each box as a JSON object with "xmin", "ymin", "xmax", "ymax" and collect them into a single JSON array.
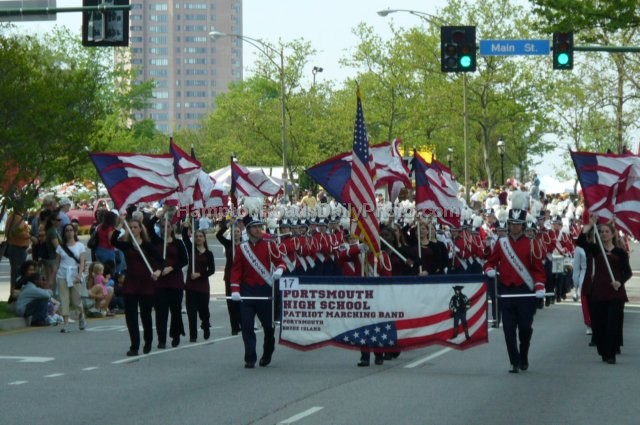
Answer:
[
  {"xmin": 305, "ymin": 139, "xmax": 411, "ymax": 203},
  {"xmin": 231, "ymin": 161, "xmax": 281, "ymax": 198},
  {"xmin": 279, "ymin": 275, "xmax": 488, "ymax": 352},
  {"xmin": 413, "ymin": 151, "xmax": 463, "ymax": 229},
  {"xmin": 89, "ymin": 152, "xmax": 179, "ymax": 213},
  {"xmin": 571, "ymin": 150, "xmax": 640, "ymax": 239},
  {"xmin": 344, "ymin": 90, "xmax": 380, "ymax": 256}
]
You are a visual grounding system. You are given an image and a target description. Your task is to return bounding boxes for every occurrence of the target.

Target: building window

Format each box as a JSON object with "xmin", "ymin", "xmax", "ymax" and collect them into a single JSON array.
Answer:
[
  {"xmin": 150, "ymin": 58, "xmax": 168, "ymax": 66},
  {"xmin": 150, "ymin": 4, "xmax": 168, "ymax": 11}
]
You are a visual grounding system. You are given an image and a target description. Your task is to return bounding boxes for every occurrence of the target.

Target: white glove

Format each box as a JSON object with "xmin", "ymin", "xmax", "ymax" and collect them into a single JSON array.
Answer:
[
  {"xmin": 272, "ymin": 268, "xmax": 284, "ymax": 281},
  {"xmin": 358, "ymin": 243, "xmax": 367, "ymax": 252},
  {"xmin": 486, "ymin": 269, "xmax": 496, "ymax": 278},
  {"xmin": 535, "ymin": 289, "xmax": 545, "ymax": 299},
  {"xmin": 231, "ymin": 292, "xmax": 241, "ymax": 302}
]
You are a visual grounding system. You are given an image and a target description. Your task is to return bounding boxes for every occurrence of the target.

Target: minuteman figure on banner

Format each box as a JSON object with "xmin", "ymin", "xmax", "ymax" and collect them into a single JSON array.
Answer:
[{"xmin": 449, "ymin": 285, "xmax": 471, "ymax": 340}]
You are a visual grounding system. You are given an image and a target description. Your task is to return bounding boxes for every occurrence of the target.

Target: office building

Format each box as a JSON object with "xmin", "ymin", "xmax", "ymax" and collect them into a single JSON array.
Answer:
[{"xmin": 128, "ymin": 0, "xmax": 242, "ymax": 133}]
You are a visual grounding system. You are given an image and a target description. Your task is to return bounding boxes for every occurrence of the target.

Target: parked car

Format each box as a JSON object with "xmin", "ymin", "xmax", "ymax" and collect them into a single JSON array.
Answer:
[{"xmin": 67, "ymin": 198, "xmax": 113, "ymax": 233}]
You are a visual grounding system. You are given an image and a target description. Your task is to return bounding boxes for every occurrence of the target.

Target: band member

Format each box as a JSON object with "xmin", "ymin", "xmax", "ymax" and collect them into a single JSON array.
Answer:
[
  {"xmin": 550, "ymin": 214, "xmax": 575, "ymax": 302},
  {"xmin": 448, "ymin": 223, "xmax": 472, "ymax": 274},
  {"xmin": 484, "ymin": 191, "xmax": 546, "ymax": 373},
  {"xmin": 216, "ymin": 218, "xmax": 242, "ymax": 335},
  {"xmin": 230, "ymin": 216, "xmax": 286, "ymax": 368}
]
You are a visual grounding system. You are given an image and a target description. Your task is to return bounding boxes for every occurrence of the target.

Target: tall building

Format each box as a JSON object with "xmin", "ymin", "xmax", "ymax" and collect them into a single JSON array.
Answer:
[{"xmin": 129, "ymin": 0, "xmax": 242, "ymax": 133}]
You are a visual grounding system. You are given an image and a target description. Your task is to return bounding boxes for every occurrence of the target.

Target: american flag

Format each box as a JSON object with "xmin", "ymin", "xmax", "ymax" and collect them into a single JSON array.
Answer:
[
  {"xmin": 413, "ymin": 150, "xmax": 463, "ymax": 229},
  {"xmin": 89, "ymin": 152, "xmax": 179, "ymax": 213},
  {"xmin": 345, "ymin": 90, "xmax": 380, "ymax": 256},
  {"xmin": 571, "ymin": 150, "xmax": 640, "ymax": 239}
]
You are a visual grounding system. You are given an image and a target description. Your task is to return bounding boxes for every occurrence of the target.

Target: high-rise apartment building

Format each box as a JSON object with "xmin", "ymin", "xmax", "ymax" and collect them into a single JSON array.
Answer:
[{"xmin": 128, "ymin": 0, "xmax": 242, "ymax": 133}]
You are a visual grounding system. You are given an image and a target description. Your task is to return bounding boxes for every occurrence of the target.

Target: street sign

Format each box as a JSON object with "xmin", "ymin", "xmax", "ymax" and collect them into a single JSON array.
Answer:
[{"xmin": 479, "ymin": 39, "xmax": 550, "ymax": 56}]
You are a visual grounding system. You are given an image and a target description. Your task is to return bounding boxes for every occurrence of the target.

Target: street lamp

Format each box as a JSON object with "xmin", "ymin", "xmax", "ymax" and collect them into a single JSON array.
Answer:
[
  {"xmin": 447, "ymin": 147, "xmax": 453, "ymax": 170},
  {"xmin": 312, "ymin": 66, "xmax": 323, "ymax": 86},
  {"xmin": 209, "ymin": 28, "xmax": 288, "ymax": 200},
  {"xmin": 377, "ymin": 8, "xmax": 442, "ymax": 23},
  {"xmin": 497, "ymin": 137, "xmax": 505, "ymax": 186}
]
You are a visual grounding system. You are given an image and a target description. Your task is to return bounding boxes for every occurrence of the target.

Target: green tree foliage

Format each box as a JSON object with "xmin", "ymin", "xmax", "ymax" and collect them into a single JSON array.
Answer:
[{"xmin": 530, "ymin": 0, "xmax": 640, "ymax": 34}]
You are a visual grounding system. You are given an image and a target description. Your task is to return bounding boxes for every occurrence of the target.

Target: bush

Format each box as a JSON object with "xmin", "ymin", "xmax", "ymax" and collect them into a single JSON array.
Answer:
[{"xmin": 0, "ymin": 301, "xmax": 17, "ymax": 320}]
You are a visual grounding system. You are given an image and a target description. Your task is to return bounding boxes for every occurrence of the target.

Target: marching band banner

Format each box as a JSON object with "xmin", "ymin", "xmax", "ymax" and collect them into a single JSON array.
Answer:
[{"xmin": 278, "ymin": 275, "xmax": 488, "ymax": 352}]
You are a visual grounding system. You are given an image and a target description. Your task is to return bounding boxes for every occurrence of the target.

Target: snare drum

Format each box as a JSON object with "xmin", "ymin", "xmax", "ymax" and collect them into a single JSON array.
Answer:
[{"xmin": 551, "ymin": 255, "xmax": 564, "ymax": 274}]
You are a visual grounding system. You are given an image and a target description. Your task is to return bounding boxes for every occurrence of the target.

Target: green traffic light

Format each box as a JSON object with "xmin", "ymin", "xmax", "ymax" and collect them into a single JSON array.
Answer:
[
  {"xmin": 459, "ymin": 55, "xmax": 472, "ymax": 68},
  {"xmin": 557, "ymin": 52, "xmax": 569, "ymax": 66}
]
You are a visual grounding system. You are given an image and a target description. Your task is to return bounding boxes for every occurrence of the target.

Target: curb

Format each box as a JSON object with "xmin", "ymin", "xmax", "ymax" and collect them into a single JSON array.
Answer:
[{"xmin": 0, "ymin": 317, "xmax": 28, "ymax": 332}]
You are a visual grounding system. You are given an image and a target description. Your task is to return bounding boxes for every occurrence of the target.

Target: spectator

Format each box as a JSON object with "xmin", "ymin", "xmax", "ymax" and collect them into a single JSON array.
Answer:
[
  {"xmin": 93, "ymin": 210, "xmax": 118, "ymax": 274},
  {"xmin": 57, "ymin": 197, "xmax": 72, "ymax": 234},
  {"xmin": 198, "ymin": 214, "xmax": 212, "ymax": 232},
  {"xmin": 43, "ymin": 210, "xmax": 61, "ymax": 298},
  {"xmin": 55, "ymin": 223, "xmax": 87, "ymax": 333},
  {"xmin": 86, "ymin": 261, "xmax": 114, "ymax": 317},
  {"xmin": 15, "ymin": 273, "xmax": 51, "ymax": 327},
  {"xmin": 4, "ymin": 209, "xmax": 31, "ymax": 295},
  {"xmin": 29, "ymin": 195, "xmax": 57, "ymax": 241}
]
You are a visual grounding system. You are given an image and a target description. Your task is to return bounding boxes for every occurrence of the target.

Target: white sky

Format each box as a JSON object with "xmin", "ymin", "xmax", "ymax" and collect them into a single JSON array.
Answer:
[{"xmin": 11, "ymin": 0, "xmax": 574, "ymax": 178}]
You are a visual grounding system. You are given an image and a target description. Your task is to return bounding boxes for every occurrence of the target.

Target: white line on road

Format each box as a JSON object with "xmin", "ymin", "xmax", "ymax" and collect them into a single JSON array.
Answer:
[
  {"xmin": 403, "ymin": 348, "xmax": 452, "ymax": 368},
  {"xmin": 82, "ymin": 367, "xmax": 99, "ymax": 371},
  {"xmin": 0, "ymin": 356, "xmax": 54, "ymax": 363},
  {"xmin": 278, "ymin": 407, "xmax": 324, "ymax": 424},
  {"xmin": 8, "ymin": 381, "xmax": 28, "ymax": 385},
  {"xmin": 44, "ymin": 373, "xmax": 65, "ymax": 378},
  {"xmin": 111, "ymin": 334, "xmax": 240, "ymax": 365}
]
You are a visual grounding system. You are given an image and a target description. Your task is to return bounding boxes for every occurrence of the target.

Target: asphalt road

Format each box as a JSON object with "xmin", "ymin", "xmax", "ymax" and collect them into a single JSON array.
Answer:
[{"xmin": 1, "ymin": 300, "xmax": 639, "ymax": 425}]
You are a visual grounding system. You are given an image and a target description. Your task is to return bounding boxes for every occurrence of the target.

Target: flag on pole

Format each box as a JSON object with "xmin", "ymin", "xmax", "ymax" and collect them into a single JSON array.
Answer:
[
  {"xmin": 230, "ymin": 161, "xmax": 281, "ymax": 198},
  {"xmin": 89, "ymin": 152, "xmax": 179, "ymax": 212},
  {"xmin": 305, "ymin": 139, "xmax": 411, "ymax": 203},
  {"xmin": 343, "ymin": 88, "xmax": 380, "ymax": 256},
  {"xmin": 413, "ymin": 150, "xmax": 463, "ymax": 229},
  {"xmin": 168, "ymin": 139, "xmax": 202, "ymax": 207},
  {"xmin": 571, "ymin": 150, "xmax": 640, "ymax": 239}
]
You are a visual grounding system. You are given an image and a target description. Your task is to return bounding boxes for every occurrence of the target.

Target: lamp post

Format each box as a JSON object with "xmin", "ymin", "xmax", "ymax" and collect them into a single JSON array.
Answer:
[
  {"xmin": 312, "ymin": 66, "xmax": 323, "ymax": 86},
  {"xmin": 210, "ymin": 28, "xmax": 288, "ymax": 200},
  {"xmin": 377, "ymin": 9, "xmax": 470, "ymax": 202},
  {"xmin": 447, "ymin": 147, "xmax": 453, "ymax": 170},
  {"xmin": 497, "ymin": 137, "xmax": 505, "ymax": 186}
]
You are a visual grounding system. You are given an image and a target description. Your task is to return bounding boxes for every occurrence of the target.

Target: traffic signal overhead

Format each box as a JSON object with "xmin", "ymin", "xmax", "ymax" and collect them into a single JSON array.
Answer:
[
  {"xmin": 552, "ymin": 32, "xmax": 573, "ymax": 70},
  {"xmin": 441, "ymin": 26, "xmax": 476, "ymax": 73}
]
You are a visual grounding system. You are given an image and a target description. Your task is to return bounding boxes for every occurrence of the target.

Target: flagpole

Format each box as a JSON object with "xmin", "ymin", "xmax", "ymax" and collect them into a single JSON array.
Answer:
[
  {"xmin": 380, "ymin": 238, "xmax": 408, "ymax": 262},
  {"xmin": 163, "ymin": 215, "xmax": 168, "ymax": 260},
  {"xmin": 416, "ymin": 217, "xmax": 423, "ymax": 274},
  {"xmin": 593, "ymin": 222, "xmax": 616, "ymax": 282},
  {"xmin": 191, "ymin": 215, "xmax": 196, "ymax": 274},
  {"xmin": 123, "ymin": 220, "xmax": 154, "ymax": 274}
]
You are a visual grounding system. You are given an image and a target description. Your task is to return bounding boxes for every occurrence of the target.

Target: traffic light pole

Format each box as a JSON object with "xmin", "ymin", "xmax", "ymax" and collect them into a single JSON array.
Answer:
[
  {"xmin": 463, "ymin": 73, "xmax": 469, "ymax": 204},
  {"xmin": 574, "ymin": 45, "xmax": 640, "ymax": 53},
  {"xmin": 0, "ymin": 5, "xmax": 130, "ymax": 17}
]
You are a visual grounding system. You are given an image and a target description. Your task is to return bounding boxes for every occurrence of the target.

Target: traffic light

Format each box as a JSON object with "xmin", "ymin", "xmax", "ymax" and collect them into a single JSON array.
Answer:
[
  {"xmin": 441, "ymin": 26, "xmax": 476, "ymax": 73},
  {"xmin": 82, "ymin": 0, "xmax": 130, "ymax": 47},
  {"xmin": 552, "ymin": 32, "xmax": 573, "ymax": 70}
]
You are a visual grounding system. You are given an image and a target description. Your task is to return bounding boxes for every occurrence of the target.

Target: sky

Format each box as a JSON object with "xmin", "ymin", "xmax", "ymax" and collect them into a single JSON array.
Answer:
[{"xmin": 9, "ymin": 0, "xmax": 570, "ymax": 179}]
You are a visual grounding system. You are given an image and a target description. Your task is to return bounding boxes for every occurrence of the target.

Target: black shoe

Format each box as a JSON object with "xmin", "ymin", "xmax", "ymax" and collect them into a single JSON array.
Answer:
[
  {"xmin": 589, "ymin": 340, "xmax": 596, "ymax": 347},
  {"xmin": 374, "ymin": 357, "xmax": 384, "ymax": 365},
  {"xmin": 231, "ymin": 329, "xmax": 239, "ymax": 336},
  {"xmin": 143, "ymin": 344, "xmax": 151, "ymax": 354},
  {"xmin": 189, "ymin": 337, "xmax": 197, "ymax": 343},
  {"xmin": 509, "ymin": 365, "xmax": 520, "ymax": 374},
  {"xmin": 171, "ymin": 337, "xmax": 180, "ymax": 347},
  {"xmin": 383, "ymin": 353, "xmax": 393, "ymax": 360},
  {"xmin": 157, "ymin": 342, "xmax": 166, "ymax": 349},
  {"xmin": 357, "ymin": 360, "xmax": 370, "ymax": 367},
  {"xmin": 519, "ymin": 353, "xmax": 529, "ymax": 371},
  {"xmin": 259, "ymin": 356, "xmax": 271, "ymax": 367},
  {"xmin": 126, "ymin": 350, "xmax": 139, "ymax": 357},
  {"xmin": 244, "ymin": 362, "xmax": 255, "ymax": 369},
  {"xmin": 203, "ymin": 327, "xmax": 210, "ymax": 340},
  {"xmin": 607, "ymin": 357, "xmax": 616, "ymax": 364}
]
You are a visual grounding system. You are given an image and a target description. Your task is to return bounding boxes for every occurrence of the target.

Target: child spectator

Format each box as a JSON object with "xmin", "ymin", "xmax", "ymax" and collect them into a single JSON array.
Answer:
[{"xmin": 87, "ymin": 262, "xmax": 114, "ymax": 317}]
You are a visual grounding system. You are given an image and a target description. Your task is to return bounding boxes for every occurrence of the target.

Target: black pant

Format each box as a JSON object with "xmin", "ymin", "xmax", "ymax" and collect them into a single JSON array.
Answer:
[
  {"xmin": 155, "ymin": 287, "xmax": 185, "ymax": 343},
  {"xmin": 124, "ymin": 294, "xmax": 154, "ymax": 351},
  {"xmin": 499, "ymin": 284, "xmax": 537, "ymax": 367},
  {"xmin": 239, "ymin": 284, "xmax": 274, "ymax": 364},
  {"xmin": 24, "ymin": 298, "xmax": 48, "ymax": 324},
  {"xmin": 185, "ymin": 289, "xmax": 210, "ymax": 339},
  {"xmin": 590, "ymin": 299, "xmax": 624, "ymax": 360}
]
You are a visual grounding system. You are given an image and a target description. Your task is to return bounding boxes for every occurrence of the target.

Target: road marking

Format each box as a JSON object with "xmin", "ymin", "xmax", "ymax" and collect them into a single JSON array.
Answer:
[
  {"xmin": 44, "ymin": 373, "xmax": 65, "ymax": 378},
  {"xmin": 0, "ymin": 356, "xmax": 54, "ymax": 363},
  {"xmin": 278, "ymin": 407, "xmax": 324, "ymax": 424},
  {"xmin": 404, "ymin": 348, "xmax": 452, "ymax": 368},
  {"xmin": 8, "ymin": 381, "xmax": 28, "ymax": 385},
  {"xmin": 112, "ymin": 334, "xmax": 239, "ymax": 365},
  {"xmin": 82, "ymin": 367, "xmax": 99, "ymax": 371}
]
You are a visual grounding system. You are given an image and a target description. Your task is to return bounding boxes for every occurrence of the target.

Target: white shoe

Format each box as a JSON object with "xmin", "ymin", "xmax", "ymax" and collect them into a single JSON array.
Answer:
[{"xmin": 586, "ymin": 327, "xmax": 592, "ymax": 335}]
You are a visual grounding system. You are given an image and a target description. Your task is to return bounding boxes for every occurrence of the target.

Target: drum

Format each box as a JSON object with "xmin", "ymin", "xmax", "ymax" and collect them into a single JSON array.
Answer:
[
  {"xmin": 564, "ymin": 256, "xmax": 573, "ymax": 272},
  {"xmin": 551, "ymin": 255, "xmax": 564, "ymax": 274}
]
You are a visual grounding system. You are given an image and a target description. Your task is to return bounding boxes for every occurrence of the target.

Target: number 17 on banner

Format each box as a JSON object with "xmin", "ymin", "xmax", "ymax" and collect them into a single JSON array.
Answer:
[{"xmin": 280, "ymin": 277, "xmax": 299, "ymax": 290}]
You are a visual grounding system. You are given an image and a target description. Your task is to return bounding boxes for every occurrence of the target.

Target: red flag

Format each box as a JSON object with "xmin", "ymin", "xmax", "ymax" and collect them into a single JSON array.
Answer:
[
  {"xmin": 230, "ymin": 161, "xmax": 281, "ymax": 198},
  {"xmin": 571, "ymin": 150, "xmax": 640, "ymax": 239}
]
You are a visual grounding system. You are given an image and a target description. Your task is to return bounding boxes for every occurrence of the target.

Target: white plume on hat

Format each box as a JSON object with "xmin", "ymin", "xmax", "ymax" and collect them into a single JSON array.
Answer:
[
  {"xmin": 510, "ymin": 190, "xmax": 528, "ymax": 211},
  {"xmin": 472, "ymin": 215, "xmax": 483, "ymax": 229},
  {"xmin": 548, "ymin": 204, "xmax": 558, "ymax": 217},
  {"xmin": 496, "ymin": 207, "xmax": 508, "ymax": 223}
]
